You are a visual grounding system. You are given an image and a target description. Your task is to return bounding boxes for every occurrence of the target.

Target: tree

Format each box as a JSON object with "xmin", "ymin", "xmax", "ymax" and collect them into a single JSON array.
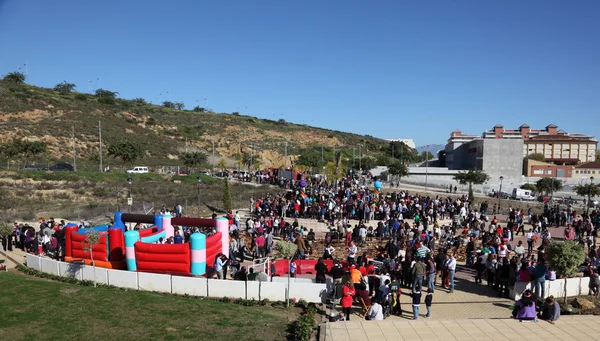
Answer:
[
  {"xmin": 222, "ymin": 178, "xmax": 232, "ymax": 211},
  {"xmin": 83, "ymin": 230, "xmax": 102, "ymax": 288},
  {"xmin": 546, "ymin": 241, "xmax": 585, "ymax": 304},
  {"xmin": 520, "ymin": 183, "xmax": 537, "ymax": 192},
  {"xmin": 388, "ymin": 161, "xmax": 409, "ymax": 180},
  {"xmin": 297, "ymin": 147, "xmax": 326, "ymax": 169},
  {"xmin": 453, "ymin": 169, "xmax": 490, "ymax": 202},
  {"xmin": 217, "ymin": 159, "xmax": 226, "ymax": 172},
  {"xmin": 2, "ymin": 72, "xmax": 25, "ymax": 84},
  {"xmin": 53, "ymin": 81, "xmax": 76, "ymax": 94},
  {"xmin": 0, "ymin": 139, "xmax": 47, "ymax": 159},
  {"xmin": 193, "ymin": 106, "xmax": 205, "ymax": 112},
  {"xmin": 94, "ymin": 89, "xmax": 118, "ymax": 98},
  {"xmin": 417, "ymin": 151, "xmax": 435, "ymax": 163},
  {"xmin": 353, "ymin": 156, "xmax": 377, "ymax": 171},
  {"xmin": 179, "ymin": 151, "xmax": 207, "ymax": 169},
  {"xmin": 0, "ymin": 221, "xmax": 13, "ymax": 270},
  {"xmin": 324, "ymin": 161, "xmax": 345, "ymax": 182},
  {"xmin": 535, "ymin": 178, "xmax": 563, "ymax": 196},
  {"xmin": 387, "ymin": 141, "xmax": 419, "ymax": 163},
  {"xmin": 162, "ymin": 101, "xmax": 175, "ymax": 108},
  {"xmin": 132, "ymin": 98, "xmax": 147, "ymax": 105},
  {"xmin": 174, "ymin": 102, "xmax": 185, "ymax": 110},
  {"xmin": 573, "ymin": 183, "xmax": 600, "ymax": 200},
  {"xmin": 107, "ymin": 140, "xmax": 143, "ymax": 162},
  {"xmin": 525, "ymin": 153, "xmax": 546, "ymax": 162}
]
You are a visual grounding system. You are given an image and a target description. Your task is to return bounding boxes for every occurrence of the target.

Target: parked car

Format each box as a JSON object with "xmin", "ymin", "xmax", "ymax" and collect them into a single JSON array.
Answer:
[
  {"xmin": 22, "ymin": 165, "xmax": 40, "ymax": 171},
  {"xmin": 213, "ymin": 171, "xmax": 229, "ymax": 178},
  {"xmin": 127, "ymin": 166, "xmax": 149, "ymax": 174},
  {"xmin": 49, "ymin": 163, "xmax": 74, "ymax": 171}
]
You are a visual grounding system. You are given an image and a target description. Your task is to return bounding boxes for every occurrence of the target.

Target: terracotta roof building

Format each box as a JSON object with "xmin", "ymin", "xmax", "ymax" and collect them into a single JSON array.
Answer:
[{"xmin": 448, "ymin": 124, "xmax": 597, "ymax": 165}]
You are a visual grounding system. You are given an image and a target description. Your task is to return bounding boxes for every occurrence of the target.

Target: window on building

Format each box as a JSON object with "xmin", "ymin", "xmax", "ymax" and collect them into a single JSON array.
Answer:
[{"xmin": 576, "ymin": 170, "xmax": 579, "ymax": 174}]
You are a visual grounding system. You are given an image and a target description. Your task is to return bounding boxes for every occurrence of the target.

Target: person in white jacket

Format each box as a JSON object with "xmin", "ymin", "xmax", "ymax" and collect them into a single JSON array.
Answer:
[{"xmin": 366, "ymin": 296, "xmax": 384, "ymax": 320}]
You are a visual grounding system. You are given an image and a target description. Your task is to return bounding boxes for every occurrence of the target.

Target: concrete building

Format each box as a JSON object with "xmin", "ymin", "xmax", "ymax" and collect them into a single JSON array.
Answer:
[
  {"xmin": 481, "ymin": 124, "xmax": 597, "ymax": 164},
  {"xmin": 525, "ymin": 159, "xmax": 573, "ymax": 178},
  {"xmin": 445, "ymin": 135, "xmax": 523, "ymax": 183},
  {"xmin": 573, "ymin": 162, "xmax": 600, "ymax": 179}
]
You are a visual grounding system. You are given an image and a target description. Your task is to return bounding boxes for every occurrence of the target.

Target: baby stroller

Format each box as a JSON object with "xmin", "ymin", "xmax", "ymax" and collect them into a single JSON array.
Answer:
[{"xmin": 380, "ymin": 293, "xmax": 392, "ymax": 319}]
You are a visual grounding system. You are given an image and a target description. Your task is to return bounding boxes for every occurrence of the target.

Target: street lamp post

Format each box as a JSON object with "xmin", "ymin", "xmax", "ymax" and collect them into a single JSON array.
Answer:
[
  {"xmin": 197, "ymin": 177, "xmax": 202, "ymax": 218},
  {"xmin": 588, "ymin": 176, "xmax": 595, "ymax": 215},
  {"xmin": 127, "ymin": 178, "xmax": 133, "ymax": 213},
  {"xmin": 498, "ymin": 176, "xmax": 504, "ymax": 214}
]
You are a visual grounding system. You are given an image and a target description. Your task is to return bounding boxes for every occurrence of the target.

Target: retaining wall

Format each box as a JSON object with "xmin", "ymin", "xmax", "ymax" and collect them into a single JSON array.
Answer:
[
  {"xmin": 24, "ymin": 254, "xmax": 325, "ymax": 303},
  {"xmin": 511, "ymin": 277, "xmax": 591, "ymax": 300}
]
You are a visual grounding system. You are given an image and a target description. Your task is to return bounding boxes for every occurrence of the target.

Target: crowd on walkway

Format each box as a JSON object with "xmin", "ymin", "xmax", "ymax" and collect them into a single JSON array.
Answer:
[{"xmin": 242, "ymin": 174, "xmax": 600, "ymax": 322}]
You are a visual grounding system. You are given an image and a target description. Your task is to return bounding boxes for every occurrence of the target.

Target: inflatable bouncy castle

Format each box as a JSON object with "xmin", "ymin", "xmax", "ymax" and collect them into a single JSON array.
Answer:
[
  {"xmin": 123, "ymin": 215, "xmax": 228, "ymax": 276},
  {"xmin": 64, "ymin": 223, "xmax": 127, "ymax": 269},
  {"xmin": 64, "ymin": 212, "xmax": 229, "ymax": 276}
]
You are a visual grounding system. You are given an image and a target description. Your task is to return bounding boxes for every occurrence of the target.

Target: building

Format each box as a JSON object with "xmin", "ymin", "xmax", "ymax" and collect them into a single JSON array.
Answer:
[
  {"xmin": 573, "ymin": 162, "xmax": 600, "ymax": 179},
  {"xmin": 480, "ymin": 124, "xmax": 597, "ymax": 164},
  {"xmin": 386, "ymin": 138, "xmax": 416, "ymax": 149},
  {"xmin": 524, "ymin": 159, "xmax": 573, "ymax": 178},
  {"xmin": 445, "ymin": 135, "xmax": 524, "ymax": 182}
]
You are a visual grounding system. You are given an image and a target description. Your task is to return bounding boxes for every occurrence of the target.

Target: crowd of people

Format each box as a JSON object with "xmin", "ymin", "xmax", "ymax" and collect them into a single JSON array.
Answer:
[{"xmin": 242, "ymin": 173, "xmax": 600, "ymax": 322}]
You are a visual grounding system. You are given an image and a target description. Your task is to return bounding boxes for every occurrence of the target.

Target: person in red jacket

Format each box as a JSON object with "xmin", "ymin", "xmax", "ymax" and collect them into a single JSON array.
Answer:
[{"xmin": 341, "ymin": 281, "xmax": 356, "ymax": 320}]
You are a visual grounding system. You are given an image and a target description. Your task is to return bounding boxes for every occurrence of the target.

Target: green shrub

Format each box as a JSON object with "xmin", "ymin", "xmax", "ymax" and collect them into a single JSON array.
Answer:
[
  {"xmin": 98, "ymin": 97, "xmax": 116, "ymax": 105},
  {"xmin": 275, "ymin": 240, "xmax": 297, "ymax": 259},
  {"xmin": 74, "ymin": 93, "xmax": 88, "ymax": 101}
]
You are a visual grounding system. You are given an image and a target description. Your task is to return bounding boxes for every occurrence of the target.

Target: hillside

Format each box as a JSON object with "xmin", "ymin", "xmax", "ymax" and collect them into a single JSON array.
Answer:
[{"xmin": 0, "ymin": 80, "xmax": 391, "ymax": 171}]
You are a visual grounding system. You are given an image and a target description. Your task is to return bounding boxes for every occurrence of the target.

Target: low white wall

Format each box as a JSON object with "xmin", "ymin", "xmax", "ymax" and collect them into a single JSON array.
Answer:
[
  {"xmin": 289, "ymin": 282, "xmax": 327, "ymax": 303},
  {"xmin": 172, "ymin": 276, "xmax": 208, "ymax": 296},
  {"xmin": 26, "ymin": 254, "xmax": 41, "ymax": 271},
  {"xmin": 246, "ymin": 281, "xmax": 260, "ymax": 300},
  {"xmin": 58, "ymin": 262, "xmax": 84, "ymax": 281},
  {"xmin": 208, "ymin": 279, "xmax": 247, "ymax": 299},
  {"xmin": 107, "ymin": 269, "xmax": 138, "ymax": 290},
  {"xmin": 27, "ymin": 257, "xmax": 326, "ymax": 302},
  {"xmin": 259, "ymin": 281, "xmax": 286, "ymax": 301},
  {"xmin": 82, "ymin": 266, "xmax": 109, "ymax": 285},
  {"xmin": 512, "ymin": 277, "xmax": 591, "ymax": 300},
  {"xmin": 138, "ymin": 272, "xmax": 172, "ymax": 293},
  {"xmin": 41, "ymin": 258, "xmax": 59, "ymax": 276}
]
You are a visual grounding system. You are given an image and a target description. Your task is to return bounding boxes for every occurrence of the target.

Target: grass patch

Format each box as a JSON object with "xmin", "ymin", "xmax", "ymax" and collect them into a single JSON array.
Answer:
[{"xmin": 0, "ymin": 271, "xmax": 295, "ymax": 341}]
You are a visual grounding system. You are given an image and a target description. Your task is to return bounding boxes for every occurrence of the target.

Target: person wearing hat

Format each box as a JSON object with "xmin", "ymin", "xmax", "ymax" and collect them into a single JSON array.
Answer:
[{"xmin": 512, "ymin": 289, "xmax": 537, "ymax": 321}]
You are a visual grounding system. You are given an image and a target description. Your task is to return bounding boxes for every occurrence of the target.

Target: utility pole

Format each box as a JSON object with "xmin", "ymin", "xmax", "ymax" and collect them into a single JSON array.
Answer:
[
  {"xmin": 353, "ymin": 147, "xmax": 355, "ymax": 167},
  {"xmin": 321, "ymin": 146, "xmax": 324, "ymax": 164},
  {"xmin": 72, "ymin": 126, "xmax": 77, "ymax": 171},
  {"xmin": 250, "ymin": 143, "xmax": 253, "ymax": 171},
  {"xmin": 425, "ymin": 150, "xmax": 428, "ymax": 190},
  {"xmin": 284, "ymin": 142, "xmax": 288, "ymax": 168},
  {"xmin": 212, "ymin": 139, "xmax": 215, "ymax": 173},
  {"xmin": 98, "ymin": 121, "xmax": 103, "ymax": 172},
  {"xmin": 359, "ymin": 145, "xmax": 362, "ymax": 170},
  {"xmin": 392, "ymin": 144, "xmax": 394, "ymax": 158}
]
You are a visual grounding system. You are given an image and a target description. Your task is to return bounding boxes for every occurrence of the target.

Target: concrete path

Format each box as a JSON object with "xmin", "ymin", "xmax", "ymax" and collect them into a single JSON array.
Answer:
[{"xmin": 325, "ymin": 315, "xmax": 600, "ymax": 340}]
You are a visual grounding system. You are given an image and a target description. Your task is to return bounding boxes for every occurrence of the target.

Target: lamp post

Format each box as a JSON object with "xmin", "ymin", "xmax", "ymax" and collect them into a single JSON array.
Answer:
[
  {"xmin": 127, "ymin": 178, "xmax": 133, "ymax": 213},
  {"xmin": 588, "ymin": 176, "xmax": 595, "ymax": 215},
  {"xmin": 197, "ymin": 176, "xmax": 202, "ymax": 218},
  {"xmin": 498, "ymin": 176, "xmax": 504, "ymax": 214}
]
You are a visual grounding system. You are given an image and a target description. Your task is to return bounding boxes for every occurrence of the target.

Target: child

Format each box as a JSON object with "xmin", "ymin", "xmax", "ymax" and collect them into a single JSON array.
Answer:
[
  {"xmin": 425, "ymin": 288, "xmax": 433, "ymax": 318},
  {"xmin": 475, "ymin": 256, "xmax": 485, "ymax": 284},
  {"xmin": 411, "ymin": 285, "xmax": 422, "ymax": 320},
  {"xmin": 290, "ymin": 258, "xmax": 297, "ymax": 278},
  {"xmin": 539, "ymin": 295, "xmax": 560, "ymax": 324}
]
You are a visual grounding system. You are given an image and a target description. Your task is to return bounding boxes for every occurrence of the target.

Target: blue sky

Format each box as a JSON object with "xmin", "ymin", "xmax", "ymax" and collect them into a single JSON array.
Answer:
[{"xmin": 1, "ymin": 0, "xmax": 598, "ymax": 145}]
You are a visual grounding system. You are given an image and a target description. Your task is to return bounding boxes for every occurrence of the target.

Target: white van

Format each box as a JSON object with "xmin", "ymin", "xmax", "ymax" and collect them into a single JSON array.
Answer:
[
  {"xmin": 127, "ymin": 166, "xmax": 149, "ymax": 174},
  {"xmin": 512, "ymin": 188, "xmax": 535, "ymax": 201}
]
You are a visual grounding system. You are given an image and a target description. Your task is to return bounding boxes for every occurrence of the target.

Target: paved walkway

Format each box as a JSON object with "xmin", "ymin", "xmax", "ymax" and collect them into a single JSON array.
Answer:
[{"xmin": 325, "ymin": 315, "xmax": 600, "ymax": 340}]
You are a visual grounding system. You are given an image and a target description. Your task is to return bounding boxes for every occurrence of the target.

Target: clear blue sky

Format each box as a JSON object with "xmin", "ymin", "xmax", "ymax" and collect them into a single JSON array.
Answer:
[{"xmin": 1, "ymin": 0, "xmax": 598, "ymax": 145}]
